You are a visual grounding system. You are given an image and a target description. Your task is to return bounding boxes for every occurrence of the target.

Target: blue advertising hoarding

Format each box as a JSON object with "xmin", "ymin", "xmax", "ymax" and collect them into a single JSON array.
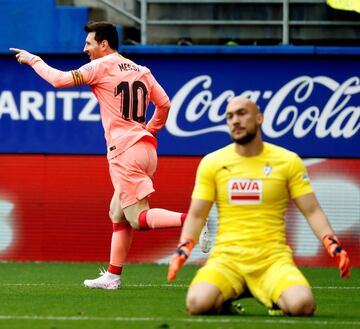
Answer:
[{"xmin": 0, "ymin": 48, "xmax": 359, "ymax": 157}]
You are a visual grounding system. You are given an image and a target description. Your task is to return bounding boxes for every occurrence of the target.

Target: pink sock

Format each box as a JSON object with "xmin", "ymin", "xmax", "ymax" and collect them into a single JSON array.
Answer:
[
  {"xmin": 108, "ymin": 221, "xmax": 133, "ymax": 275},
  {"xmin": 138, "ymin": 209, "xmax": 187, "ymax": 229}
]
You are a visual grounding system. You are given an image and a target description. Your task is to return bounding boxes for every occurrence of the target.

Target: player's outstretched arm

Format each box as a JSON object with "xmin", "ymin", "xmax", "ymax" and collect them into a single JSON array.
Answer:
[
  {"xmin": 167, "ymin": 199, "xmax": 212, "ymax": 282},
  {"xmin": 10, "ymin": 47, "xmax": 81, "ymax": 88},
  {"xmin": 294, "ymin": 193, "xmax": 350, "ymax": 278}
]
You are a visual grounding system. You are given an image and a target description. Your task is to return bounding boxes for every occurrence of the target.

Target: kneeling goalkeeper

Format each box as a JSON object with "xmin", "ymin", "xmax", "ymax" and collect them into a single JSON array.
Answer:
[{"xmin": 167, "ymin": 96, "xmax": 350, "ymax": 316}]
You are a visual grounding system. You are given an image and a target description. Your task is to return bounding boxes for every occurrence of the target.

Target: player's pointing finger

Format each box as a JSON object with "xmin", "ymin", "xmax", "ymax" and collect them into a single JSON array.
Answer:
[{"xmin": 9, "ymin": 48, "xmax": 22, "ymax": 53}]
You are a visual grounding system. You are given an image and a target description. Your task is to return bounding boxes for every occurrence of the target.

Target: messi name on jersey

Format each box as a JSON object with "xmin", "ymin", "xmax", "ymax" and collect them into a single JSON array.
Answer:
[{"xmin": 228, "ymin": 179, "xmax": 263, "ymax": 204}]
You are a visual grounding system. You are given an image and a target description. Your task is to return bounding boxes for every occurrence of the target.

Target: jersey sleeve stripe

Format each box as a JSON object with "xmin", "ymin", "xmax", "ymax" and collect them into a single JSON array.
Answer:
[{"xmin": 71, "ymin": 70, "xmax": 86, "ymax": 86}]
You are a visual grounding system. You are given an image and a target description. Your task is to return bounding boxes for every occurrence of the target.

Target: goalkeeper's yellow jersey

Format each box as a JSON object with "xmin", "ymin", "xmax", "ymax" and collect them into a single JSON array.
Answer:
[{"xmin": 192, "ymin": 142, "xmax": 313, "ymax": 268}]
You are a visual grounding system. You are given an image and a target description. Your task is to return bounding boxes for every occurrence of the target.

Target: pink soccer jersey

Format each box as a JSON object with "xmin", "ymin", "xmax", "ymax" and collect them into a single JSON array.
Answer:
[{"xmin": 29, "ymin": 53, "xmax": 170, "ymax": 159}]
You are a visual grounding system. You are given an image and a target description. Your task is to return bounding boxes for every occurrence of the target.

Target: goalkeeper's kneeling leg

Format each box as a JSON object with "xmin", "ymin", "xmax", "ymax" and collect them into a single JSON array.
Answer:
[
  {"xmin": 276, "ymin": 285, "xmax": 315, "ymax": 316},
  {"xmin": 186, "ymin": 283, "xmax": 224, "ymax": 315}
]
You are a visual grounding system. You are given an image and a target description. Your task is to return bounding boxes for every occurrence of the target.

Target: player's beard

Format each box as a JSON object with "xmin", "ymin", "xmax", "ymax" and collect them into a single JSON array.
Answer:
[{"xmin": 232, "ymin": 126, "xmax": 257, "ymax": 145}]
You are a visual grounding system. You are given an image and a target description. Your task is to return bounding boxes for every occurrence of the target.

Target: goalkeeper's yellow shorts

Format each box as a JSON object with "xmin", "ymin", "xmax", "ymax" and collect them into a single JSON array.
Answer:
[{"xmin": 190, "ymin": 254, "xmax": 311, "ymax": 308}]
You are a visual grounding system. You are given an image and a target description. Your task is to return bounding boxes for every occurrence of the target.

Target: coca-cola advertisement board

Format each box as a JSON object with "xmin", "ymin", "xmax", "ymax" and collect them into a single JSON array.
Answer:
[{"xmin": 0, "ymin": 52, "xmax": 359, "ymax": 157}]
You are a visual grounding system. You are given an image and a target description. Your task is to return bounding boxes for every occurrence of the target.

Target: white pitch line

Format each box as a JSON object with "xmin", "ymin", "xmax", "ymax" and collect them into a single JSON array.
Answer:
[
  {"xmin": 0, "ymin": 315, "xmax": 359, "ymax": 326},
  {"xmin": 1, "ymin": 283, "xmax": 360, "ymax": 290},
  {"xmin": 312, "ymin": 286, "xmax": 360, "ymax": 290},
  {"xmin": 126, "ymin": 284, "xmax": 187, "ymax": 288},
  {"xmin": 0, "ymin": 283, "xmax": 188, "ymax": 288},
  {"xmin": 0, "ymin": 283, "xmax": 359, "ymax": 289}
]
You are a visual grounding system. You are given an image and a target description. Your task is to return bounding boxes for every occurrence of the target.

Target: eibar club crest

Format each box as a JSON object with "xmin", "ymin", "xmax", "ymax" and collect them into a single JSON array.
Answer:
[
  {"xmin": 263, "ymin": 163, "xmax": 272, "ymax": 176},
  {"xmin": 228, "ymin": 179, "xmax": 263, "ymax": 204}
]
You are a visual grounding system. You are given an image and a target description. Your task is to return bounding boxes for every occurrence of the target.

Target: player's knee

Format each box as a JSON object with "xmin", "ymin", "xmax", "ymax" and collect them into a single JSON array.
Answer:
[
  {"xmin": 186, "ymin": 287, "xmax": 222, "ymax": 315},
  {"xmin": 186, "ymin": 294, "xmax": 213, "ymax": 315},
  {"xmin": 285, "ymin": 294, "xmax": 316, "ymax": 316},
  {"xmin": 109, "ymin": 204, "xmax": 124, "ymax": 222},
  {"xmin": 109, "ymin": 209, "xmax": 116, "ymax": 222},
  {"xmin": 277, "ymin": 284, "xmax": 316, "ymax": 316}
]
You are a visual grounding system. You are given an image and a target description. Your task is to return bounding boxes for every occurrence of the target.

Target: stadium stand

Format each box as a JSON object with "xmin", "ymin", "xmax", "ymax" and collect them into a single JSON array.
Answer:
[
  {"xmin": 58, "ymin": 0, "xmax": 360, "ymax": 46},
  {"xmin": 1, "ymin": 0, "xmax": 359, "ymax": 51}
]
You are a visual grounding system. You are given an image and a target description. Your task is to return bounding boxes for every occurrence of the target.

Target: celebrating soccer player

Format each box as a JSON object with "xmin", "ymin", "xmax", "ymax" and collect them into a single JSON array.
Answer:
[{"xmin": 10, "ymin": 21, "xmax": 210, "ymax": 290}]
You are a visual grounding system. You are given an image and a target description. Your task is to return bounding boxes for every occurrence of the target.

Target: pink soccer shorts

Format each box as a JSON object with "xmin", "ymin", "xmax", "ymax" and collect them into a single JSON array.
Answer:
[{"xmin": 108, "ymin": 138, "xmax": 157, "ymax": 208}]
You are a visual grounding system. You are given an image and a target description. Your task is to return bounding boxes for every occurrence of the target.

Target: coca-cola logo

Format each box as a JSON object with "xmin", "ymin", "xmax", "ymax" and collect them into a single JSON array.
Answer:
[{"xmin": 166, "ymin": 75, "xmax": 360, "ymax": 139}]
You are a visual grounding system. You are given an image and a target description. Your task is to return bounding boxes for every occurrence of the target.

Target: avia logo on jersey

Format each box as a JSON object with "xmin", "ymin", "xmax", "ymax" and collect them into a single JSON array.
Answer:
[{"xmin": 228, "ymin": 179, "xmax": 262, "ymax": 204}]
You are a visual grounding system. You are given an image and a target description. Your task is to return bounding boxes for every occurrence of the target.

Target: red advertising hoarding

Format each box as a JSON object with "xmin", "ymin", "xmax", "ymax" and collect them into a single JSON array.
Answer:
[{"xmin": 0, "ymin": 155, "xmax": 359, "ymax": 266}]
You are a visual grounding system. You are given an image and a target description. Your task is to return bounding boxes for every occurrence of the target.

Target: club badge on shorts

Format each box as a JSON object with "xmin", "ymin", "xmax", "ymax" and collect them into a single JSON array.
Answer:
[{"xmin": 228, "ymin": 179, "xmax": 262, "ymax": 204}]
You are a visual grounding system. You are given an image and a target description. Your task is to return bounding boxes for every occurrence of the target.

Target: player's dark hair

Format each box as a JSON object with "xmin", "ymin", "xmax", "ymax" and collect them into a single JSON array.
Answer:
[{"xmin": 84, "ymin": 21, "xmax": 119, "ymax": 50}]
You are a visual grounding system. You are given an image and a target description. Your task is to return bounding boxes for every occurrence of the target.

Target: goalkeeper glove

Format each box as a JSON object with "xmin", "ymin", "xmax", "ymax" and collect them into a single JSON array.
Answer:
[
  {"xmin": 167, "ymin": 238, "xmax": 194, "ymax": 282},
  {"xmin": 322, "ymin": 233, "xmax": 350, "ymax": 279}
]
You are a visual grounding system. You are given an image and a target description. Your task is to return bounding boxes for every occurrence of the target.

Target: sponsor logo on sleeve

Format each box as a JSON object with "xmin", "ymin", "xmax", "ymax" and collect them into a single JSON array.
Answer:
[{"xmin": 302, "ymin": 172, "xmax": 310, "ymax": 181}]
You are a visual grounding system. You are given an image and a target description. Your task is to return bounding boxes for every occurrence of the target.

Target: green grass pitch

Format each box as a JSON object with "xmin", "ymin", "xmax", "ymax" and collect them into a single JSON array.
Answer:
[{"xmin": 0, "ymin": 263, "xmax": 359, "ymax": 329}]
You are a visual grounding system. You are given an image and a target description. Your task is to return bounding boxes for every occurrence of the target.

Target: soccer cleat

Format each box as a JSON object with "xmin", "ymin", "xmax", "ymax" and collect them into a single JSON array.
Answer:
[
  {"xmin": 199, "ymin": 220, "xmax": 212, "ymax": 253},
  {"xmin": 268, "ymin": 304, "xmax": 284, "ymax": 316},
  {"xmin": 222, "ymin": 301, "xmax": 246, "ymax": 315},
  {"xmin": 83, "ymin": 269, "xmax": 121, "ymax": 290},
  {"xmin": 229, "ymin": 302, "xmax": 246, "ymax": 315},
  {"xmin": 268, "ymin": 309, "xmax": 284, "ymax": 316}
]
